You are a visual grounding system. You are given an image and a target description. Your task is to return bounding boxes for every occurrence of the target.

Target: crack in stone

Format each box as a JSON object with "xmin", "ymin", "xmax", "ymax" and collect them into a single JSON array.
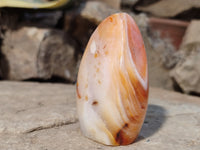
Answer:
[{"xmin": 25, "ymin": 119, "xmax": 78, "ymax": 133}]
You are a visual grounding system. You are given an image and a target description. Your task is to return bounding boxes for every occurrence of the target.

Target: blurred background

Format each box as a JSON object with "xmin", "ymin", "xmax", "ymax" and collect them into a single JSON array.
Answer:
[{"xmin": 0, "ymin": 0, "xmax": 200, "ymax": 97}]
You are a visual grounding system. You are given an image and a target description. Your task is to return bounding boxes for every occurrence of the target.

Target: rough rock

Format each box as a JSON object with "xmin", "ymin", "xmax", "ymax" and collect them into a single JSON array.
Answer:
[
  {"xmin": 171, "ymin": 49, "xmax": 200, "ymax": 94},
  {"xmin": 171, "ymin": 20, "xmax": 200, "ymax": 94},
  {"xmin": 80, "ymin": 1, "xmax": 119, "ymax": 24},
  {"xmin": 87, "ymin": 0, "xmax": 121, "ymax": 9},
  {"xmin": 101, "ymin": 0, "xmax": 121, "ymax": 9},
  {"xmin": 181, "ymin": 20, "xmax": 200, "ymax": 47},
  {"xmin": 0, "ymin": 27, "xmax": 48, "ymax": 80},
  {"xmin": 0, "ymin": 27, "xmax": 80, "ymax": 82},
  {"xmin": 0, "ymin": 81, "xmax": 200, "ymax": 149},
  {"xmin": 137, "ymin": 0, "xmax": 200, "ymax": 17},
  {"xmin": 37, "ymin": 30, "xmax": 80, "ymax": 82}
]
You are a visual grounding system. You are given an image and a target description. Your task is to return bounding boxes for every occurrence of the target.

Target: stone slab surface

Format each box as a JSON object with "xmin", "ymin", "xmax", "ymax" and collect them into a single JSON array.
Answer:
[
  {"xmin": 0, "ymin": 81, "xmax": 77, "ymax": 134},
  {"xmin": 0, "ymin": 81, "xmax": 200, "ymax": 150}
]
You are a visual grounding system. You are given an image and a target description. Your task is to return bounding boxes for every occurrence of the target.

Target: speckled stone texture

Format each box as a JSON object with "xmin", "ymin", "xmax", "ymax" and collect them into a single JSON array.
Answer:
[{"xmin": 0, "ymin": 81, "xmax": 199, "ymax": 150}]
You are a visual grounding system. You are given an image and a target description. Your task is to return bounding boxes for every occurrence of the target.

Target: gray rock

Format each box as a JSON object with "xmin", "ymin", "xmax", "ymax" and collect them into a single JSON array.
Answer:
[
  {"xmin": 37, "ymin": 30, "xmax": 80, "ymax": 82},
  {"xmin": 0, "ymin": 27, "xmax": 80, "ymax": 82},
  {"xmin": 170, "ymin": 20, "xmax": 200, "ymax": 94},
  {"xmin": 104, "ymin": 0, "xmax": 121, "ymax": 9},
  {"xmin": 1, "ymin": 27, "xmax": 48, "ymax": 80},
  {"xmin": 181, "ymin": 20, "xmax": 200, "ymax": 47},
  {"xmin": 171, "ymin": 48, "xmax": 200, "ymax": 94},
  {"xmin": 137, "ymin": 0, "xmax": 200, "ymax": 17},
  {"xmin": 87, "ymin": 0, "xmax": 121, "ymax": 9},
  {"xmin": 80, "ymin": 1, "xmax": 119, "ymax": 24},
  {"xmin": 0, "ymin": 82, "xmax": 200, "ymax": 149}
]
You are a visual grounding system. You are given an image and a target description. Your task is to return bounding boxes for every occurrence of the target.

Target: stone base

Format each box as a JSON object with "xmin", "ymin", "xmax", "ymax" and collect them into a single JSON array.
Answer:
[{"xmin": 0, "ymin": 81, "xmax": 199, "ymax": 149}]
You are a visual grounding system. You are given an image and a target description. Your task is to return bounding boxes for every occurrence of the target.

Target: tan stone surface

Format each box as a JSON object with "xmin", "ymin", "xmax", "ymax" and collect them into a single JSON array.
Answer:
[
  {"xmin": 80, "ymin": 1, "xmax": 119, "ymax": 24},
  {"xmin": 0, "ymin": 81, "xmax": 77, "ymax": 134},
  {"xmin": 181, "ymin": 20, "xmax": 200, "ymax": 47},
  {"xmin": 1, "ymin": 28, "xmax": 79, "ymax": 82},
  {"xmin": 0, "ymin": 81, "xmax": 200, "ymax": 149},
  {"xmin": 137, "ymin": 0, "xmax": 200, "ymax": 17},
  {"xmin": 171, "ymin": 20, "xmax": 200, "ymax": 94}
]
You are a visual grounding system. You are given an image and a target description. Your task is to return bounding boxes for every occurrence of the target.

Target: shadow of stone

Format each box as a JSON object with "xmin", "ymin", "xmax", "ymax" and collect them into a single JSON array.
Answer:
[{"xmin": 136, "ymin": 104, "xmax": 167, "ymax": 142}]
